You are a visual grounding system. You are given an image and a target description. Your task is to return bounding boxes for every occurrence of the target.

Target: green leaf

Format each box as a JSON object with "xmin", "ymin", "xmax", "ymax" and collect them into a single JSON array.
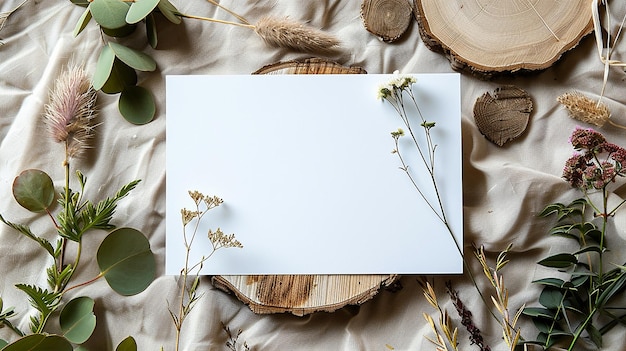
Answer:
[
  {"xmin": 102, "ymin": 24, "xmax": 137, "ymax": 38},
  {"xmin": 0, "ymin": 340, "xmax": 7, "ymax": 348},
  {"xmin": 538, "ymin": 253, "xmax": 578, "ymax": 269},
  {"xmin": 146, "ymin": 13, "xmax": 158, "ymax": 49},
  {"xmin": 108, "ymin": 42, "xmax": 156, "ymax": 72},
  {"xmin": 587, "ymin": 323, "xmax": 602, "ymax": 348},
  {"xmin": 70, "ymin": 0, "xmax": 90, "ymax": 6},
  {"xmin": 522, "ymin": 307, "xmax": 555, "ymax": 319},
  {"xmin": 73, "ymin": 6, "xmax": 92, "ymax": 37},
  {"xmin": 0, "ymin": 214, "xmax": 55, "ymax": 257},
  {"xmin": 90, "ymin": 0, "xmax": 130, "ymax": 29},
  {"xmin": 93, "ymin": 45, "xmax": 116, "ymax": 90},
  {"xmin": 116, "ymin": 336, "xmax": 137, "ymax": 351},
  {"xmin": 597, "ymin": 271, "xmax": 626, "ymax": 306},
  {"xmin": 539, "ymin": 203, "xmax": 565, "ymax": 217},
  {"xmin": 532, "ymin": 278, "xmax": 566, "ymax": 288},
  {"xmin": 15, "ymin": 285, "xmax": 60, "ymax": 317},
  {"xmin": 12, "ymin": 169, "xmax": 55, "ymax": 212},
  {"xmin": 1, "ymin": 334, "xmax": 72, "ymax": 351},
  {"xmin": 126, "ymin": 0, "xmax": 160, "ymax": 24},
  {"xmin": 60, "ymin": 297, "xmax": 96, "ymax": 344},
  {"xmin": 119, "ymin": 86, "xmax": 156, "ymax": 124},
  {"xmin": 101, "ymin": 59, "xmax": 137, "ymax": 94},
  {"xmin": 97, "ymin": 228, "xmax": 156, "ymax": 296},
  {"xmin": 573, "ymin": 246, "xmax": 603, "ymax": 256},
  {"xmin": 157, "ymin": 0, "xmax": 181, "ymax": 24},
  {"xmin": 539, "ymin": 287, "xmax": 565, "ymax": 309}
]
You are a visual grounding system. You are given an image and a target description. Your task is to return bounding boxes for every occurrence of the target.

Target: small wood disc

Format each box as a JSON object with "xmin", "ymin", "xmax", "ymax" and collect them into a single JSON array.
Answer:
[
  {"xmin": 212, "ymin": 58, "xmax": 399, "ymax": 316},
  {"xmin": 361, "ymin": 0, "xmax": 413, "ymax": 42},
  {"xmin": 473, "ymin": 85, "xmax": 533, "ymax": 146}
]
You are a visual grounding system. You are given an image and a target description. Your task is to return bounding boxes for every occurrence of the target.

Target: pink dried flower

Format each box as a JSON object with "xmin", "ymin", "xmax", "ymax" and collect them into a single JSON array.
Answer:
[
  {"xmin": 569, "ymin": 127, "xmax": 606, "ymax": 150},
  {"xmin": 44, "ymin": 65, "xmax": 97, "ymax": 159}
]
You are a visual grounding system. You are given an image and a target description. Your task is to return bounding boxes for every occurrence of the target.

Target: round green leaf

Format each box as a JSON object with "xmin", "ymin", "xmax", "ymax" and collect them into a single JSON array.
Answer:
[
  {"xmin": 126, "ymin": 0, "xmax": 160, "ymax": 24},
  {"xmin": 90, "ymin": 0, "xmax": 130, "ymax": 29},
  {"xmin": 539, "ymin": 287, "xmax": 564, "ymax": 309},
  {"xmin": 1, "ymin": 334, "xmax": 73, "ymax": 351},
  {"xmin": 93, "ymin": 45, "xmax": 116, "ymax": 90},
  {"xmin": 157, "ymin": 0, "xmax": 181, "ymax": 24},
  {"xmin": 97, "ymin": 227, "xmax": 156, "ymax": 296},
  {"xmin": 101, "ymin": 59, "xmax": 137, "ymax": 94},
  {"xmin": 108, "ymin": 42, "xmax": 156, "ymax": 72},
  {"xmin": 0, "ymin": 340, "xmax": 7, "ymax": 348},
  {"xmin": 12, "ymin": 169, "xmax": 55, "ymax": 212},
  {"xmin": 73, "ymin": 6, "xmax": 92, "ymax": 37},
  {"xmin": 60, "ymin": 296, "xmax": 96, "ymax": 344},
  {"xmin": 116, "ymin": 336, "xmax": 137, "ymax": 351},
  {"xmin": 119, "ymin": 86, "xmax": 156, "ymax": 125},
  {"xmin": 146, "ymin": 13, "xmax": 158, "ymax": 49},
  {"xmin": 102, "ymin": 24, "xmax": 137, "ymax": 38}
]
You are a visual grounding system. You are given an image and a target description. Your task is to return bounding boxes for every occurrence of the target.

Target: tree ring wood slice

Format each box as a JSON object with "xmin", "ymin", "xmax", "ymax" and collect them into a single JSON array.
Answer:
[
  {"xmin": 212, "ymin": 58, "xmax": 400, "ymax": 316},
  {"xmin": 414, "ymin": 0, "xmax": 594, "ymax": 75},
  {"xmin": 473, "ymin": 85, "xmax": 533, "ymax": 147},
  {"xmin": 361, "ymin": 0, "xmax": 413, "ymax": 42}
]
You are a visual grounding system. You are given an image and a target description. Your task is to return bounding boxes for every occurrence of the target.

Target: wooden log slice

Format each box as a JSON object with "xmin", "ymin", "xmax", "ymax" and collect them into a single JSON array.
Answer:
[
  {"xmin": 361, "ymin": 0, "xmax": 413, "ymax": 42},
  {"xmin": 473, "ymin": 85, "xmax": 533, "ymax": 146},
  {"xmin": 212, "ymin": 58, "xmax": 400, "ymax": 316},
  {"xmin": 414, "ymin": 0, "xmax": 594, "ymax": 75}
]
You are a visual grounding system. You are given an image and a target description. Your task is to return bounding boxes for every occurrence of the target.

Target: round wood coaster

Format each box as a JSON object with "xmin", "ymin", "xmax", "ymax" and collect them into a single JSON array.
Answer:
[
  {"xmin": 473, "ymin": 85, "xmax": 533, "ymax": 146},
  {"xmin": 361, "ymin": 0, "xmax": 413, "ymax": 42},
  {"xmin": 414, "ymin": 0, "xmax": 594, "ymax": 75},
  {"xmin": 212, "ymin": 58, "xmax": 400, "ymax": 315}
]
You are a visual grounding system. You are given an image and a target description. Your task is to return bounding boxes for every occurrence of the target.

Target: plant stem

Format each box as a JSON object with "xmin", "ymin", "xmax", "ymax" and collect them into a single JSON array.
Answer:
[
  {"xmin": 568, "ymin": 307, "xmax": 598, "ymax": 351},
  {"xmin": 178, "ymin": 13, "xmax": 255, "ymax": 29}
]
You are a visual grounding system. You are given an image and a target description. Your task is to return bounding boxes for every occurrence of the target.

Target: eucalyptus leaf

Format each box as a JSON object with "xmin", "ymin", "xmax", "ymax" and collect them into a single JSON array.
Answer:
[
  {"xmin": 60, "ymin": 297, "xmax": 96, "ymax": 344},
  {"xmin": 1, "ymin": 334, "xmax": 72, "ymax": 351},
  {"xmin": 101, "ymin": 59, "xmax": 137, "ymax": 95},
  {"xmin": 93, "ymin": 45, "xmax": 116, "ymax": 90},
  {"xmin": 146, "ymin": 13, "xmax": 158, "ymax": 49},
  {"xmin": 97, "ymin": 228, "xmax": 156, "ymax": 296},
  {"xmin": 539, "ymin": 287, "xmax": 564, "ymax": 310},
  {"xmin": 71, "ymin": 0, "xmax": 90, "ymax": 6},
  {"xmin": 116, "ymin": 336, "xmax": 137, "ymax": 351},
  {"xmin": 538, "ymin": 253, "xmax": 578, "ymax": 269},
  {"xmin": 157, "ymin": 0, "xmax": 182, "ymax": 24},
  {"xmin": 90, "ymin": 0, "xmax": 130, "ymax": 30},
  {"xmin": 108, "ymin": 42, "xmax": 157, "ymax": 72},
  {"xmin": 522, "ymin": 307, "xmax": 555, "ymax": 319},
  {"xmin": 0, "ymin": 340, "xmax": 7, "ymax": 349},
  {"xmin": 126, "ymin": 0, "xmax": 160, "ymax": 24},
  {"xmin": 119, "ymin": 86, "xmax": 156, "ymax": 125},
  {"xmin": 12, "ymin": 169, "xmax": 55, "ymax": 212},
  {"xmin": 73, "ymin": 6, "xmax": 92, "ymax": 37},
  {"xmin": 102, "ymin": 24, "xmax": 137, "ymax": 38},
  {"xmin": 532, "ymin": 278, "xmax": 566, "ymax": 288}
]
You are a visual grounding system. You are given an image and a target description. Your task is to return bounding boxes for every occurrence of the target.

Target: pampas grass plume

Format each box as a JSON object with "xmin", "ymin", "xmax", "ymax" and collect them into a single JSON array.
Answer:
[
  {"xmin": 44, "ymin": 65, "xmax": 97, "ymax": 159},
  {"xmin": 254, "ymin": 16, "xmax": 340, "ymax": 53}
]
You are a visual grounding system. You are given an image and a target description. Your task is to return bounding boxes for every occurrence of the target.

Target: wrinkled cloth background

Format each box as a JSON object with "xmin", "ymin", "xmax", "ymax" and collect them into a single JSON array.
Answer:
[{"xmin": 2, "ymin": 1, "xmax": 626, "ymax": 350}]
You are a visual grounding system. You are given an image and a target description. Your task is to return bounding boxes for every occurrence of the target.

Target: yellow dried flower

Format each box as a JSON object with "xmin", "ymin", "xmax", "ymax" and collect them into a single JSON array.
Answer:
[{"xmin": 557, "ymin": 92, "xmax": 610, "ymax": 127}]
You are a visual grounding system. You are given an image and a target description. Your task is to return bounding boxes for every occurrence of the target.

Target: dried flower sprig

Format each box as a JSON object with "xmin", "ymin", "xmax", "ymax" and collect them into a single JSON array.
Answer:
[
  {"xmin": 179, "ymin": 1, "xmax": 340, "ymax": 53},
  {"xmin": 474, "ymin": 245, "xmax": 523, "ymax": 351},
  {"xmin": 223, "ymin": 322, "xmax": 251, "ymax": 351},
  {"xmin": 419, "ymin": 280, "xmax": 459, "ymax": 351},
  {"xmin": 377, "ymin": 73, "xmax": 502, "ymax": 339},
  {"xmin": 169, "ymin": 190, "xmax": 242, "ymax": 351},
  {"xmin": 44, "ymin": 65, "xmax": 97, "ymax": 161},
  {"xmin": 445, "ymin": 281, "xmax": 491, "ymax": 351},
  {"xmin": 557, "ymin": 91, "xmax": 626, "ymax": 130},
  {"xmin": 524, "ymin": 128, "xmax": 626, "ymax": 350}
]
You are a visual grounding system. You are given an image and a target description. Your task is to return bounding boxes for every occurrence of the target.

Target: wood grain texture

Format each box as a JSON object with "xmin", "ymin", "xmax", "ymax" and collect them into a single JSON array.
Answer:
[
  {"xmin": 414, "ymin": 0, "xmax": 594, "ymax": 75},
  {"xmin": 212, "ymin": 58, "xmax": 399, "ymax": 315},
  {"xmin": 361, "ymin": 0, "xmax": 413, "ymax": 42},
  {"xmin": 473, "ymin": 85, "xmax": 533, "ymax": 146}
]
